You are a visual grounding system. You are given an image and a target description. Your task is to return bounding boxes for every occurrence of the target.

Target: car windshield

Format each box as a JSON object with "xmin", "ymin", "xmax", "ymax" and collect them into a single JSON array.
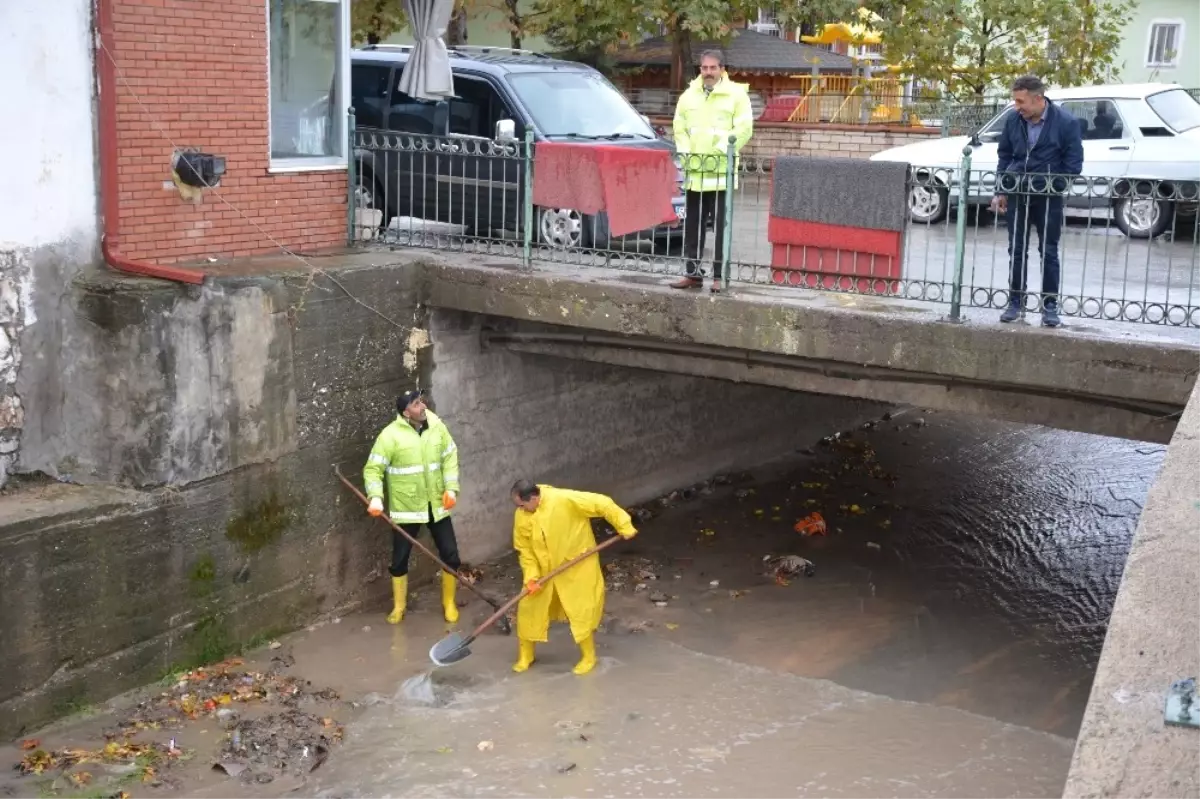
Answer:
[
  {"xmin": 979, "ymin": 105, "xmax": 1014, "ymax": 135},
  {"xmin": 1146, "ymin": 88, "xmax": 1200, "ymax": 132},
  {"xmin": 506, "ymin": 71, "xmax": 655, "ymax": 139}
]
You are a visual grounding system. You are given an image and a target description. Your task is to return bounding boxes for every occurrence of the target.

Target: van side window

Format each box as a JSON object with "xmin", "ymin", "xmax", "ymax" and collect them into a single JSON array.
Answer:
[
  {"xmin": 449, "ymin": 76, "xmax": 512, "ymax": 138},
  {"xmin": 1059, "ymin": 99, "xmax": 1128, "ymax": 141},
  {"xmin": 351, "ymin": 64, "xmax": 391, "ymax": 130},
  {"xmin": 388, "ymin": 71, "xmax": 440, "ymax": 134}
]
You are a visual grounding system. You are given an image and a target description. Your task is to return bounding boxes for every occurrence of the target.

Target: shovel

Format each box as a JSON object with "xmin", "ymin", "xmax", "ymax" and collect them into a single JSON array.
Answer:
[
  {"xmin": 333, "ymin": 463, "xmax": 513, "ymax": 635},
  {"xmin": 429, "ymin": 533, "xmax": 626, "ymax": 667}
]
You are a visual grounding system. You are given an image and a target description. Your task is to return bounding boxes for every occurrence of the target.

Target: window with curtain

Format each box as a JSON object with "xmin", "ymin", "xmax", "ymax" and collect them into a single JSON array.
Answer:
[
  {"xmin": 269, "ymin": 0, "xmax": 348, "ymax": 165},
  {"xmin": 1146, "ymin": 21, "xmax": 1183, "ymax": 67}
]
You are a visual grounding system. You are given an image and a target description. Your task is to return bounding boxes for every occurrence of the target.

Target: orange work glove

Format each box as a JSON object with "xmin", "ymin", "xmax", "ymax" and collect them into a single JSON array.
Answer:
[
  {"xmin": 442, "ymin": 490, "xmax": 457, "ymax": 510},
  {"xmin": 525, "ymin": 580, "xmax": 542, "ymax": 595},
  {"xmin": 368, "ymin": 497, "xmax": 384, "ymax": 517}
]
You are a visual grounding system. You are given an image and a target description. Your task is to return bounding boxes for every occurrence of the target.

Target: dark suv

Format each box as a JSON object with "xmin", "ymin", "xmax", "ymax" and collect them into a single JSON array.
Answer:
[{"xmin": 350, "ymin": 45, "xmax": 686, "ymax": 251}]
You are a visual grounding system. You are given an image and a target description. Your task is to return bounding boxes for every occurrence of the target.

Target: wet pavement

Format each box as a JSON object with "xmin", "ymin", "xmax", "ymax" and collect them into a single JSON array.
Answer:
[{"xmin": 0, "ymin": 409, "xmax": 1165, "ymax": 798}]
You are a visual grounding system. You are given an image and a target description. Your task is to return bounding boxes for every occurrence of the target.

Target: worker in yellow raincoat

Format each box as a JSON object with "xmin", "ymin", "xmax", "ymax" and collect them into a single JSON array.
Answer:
[{"xmin": 510, "ymin": 480, "xmax": 638, "ymax": 675}]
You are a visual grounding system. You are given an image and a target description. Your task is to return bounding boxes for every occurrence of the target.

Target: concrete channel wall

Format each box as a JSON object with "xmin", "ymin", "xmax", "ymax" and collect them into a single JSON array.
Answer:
[
  {"xmin": 1063, "ymin": 376, "xmax": 1200, "ymax": 798},
  {"xmin": 0, "ymin": 254, "xmax": 886, "ymax": 740}
]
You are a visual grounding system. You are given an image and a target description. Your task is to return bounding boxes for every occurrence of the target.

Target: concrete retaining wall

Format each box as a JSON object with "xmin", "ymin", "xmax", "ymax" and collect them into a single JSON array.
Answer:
[{"xmin": 0, "ymin": 256, "xmax": 885, "ymax": 740}]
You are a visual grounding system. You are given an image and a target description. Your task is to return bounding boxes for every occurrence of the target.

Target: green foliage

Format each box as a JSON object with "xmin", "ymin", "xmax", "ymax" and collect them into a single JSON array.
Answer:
[
  {"xmin": 879, "ymin": 0, "xmax": 1133, "ymax": 98},
  {"xmin": 770, "ymin": 0, "xmax": 902, "ymax": 39},
  {"xmin": 351, "ymin": 0, "xmax": 407, "ymax": 45}
]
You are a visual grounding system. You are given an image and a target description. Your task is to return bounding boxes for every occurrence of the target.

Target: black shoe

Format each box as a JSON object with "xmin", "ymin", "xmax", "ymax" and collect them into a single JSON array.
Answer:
[
  {"xmin": 1042, "ymin": 305, "xmax": 1062, "ymax": 328},
  {"xmin": 999, "ymin": 303, "xmax": 1023, "ymax": 323}
]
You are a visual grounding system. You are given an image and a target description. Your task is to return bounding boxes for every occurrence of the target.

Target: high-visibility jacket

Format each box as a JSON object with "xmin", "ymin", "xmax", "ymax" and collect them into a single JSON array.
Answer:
[
  {"xmin": 672, "ymin": 73, "xmax": 754, "ymax": 192},
  {"xmin": 362, "ymin": 411, "xmax": 460, "ymax": 525},
  {"xmin": 512, "ymin": 485, "xmax": 637, "ymax": 643}
]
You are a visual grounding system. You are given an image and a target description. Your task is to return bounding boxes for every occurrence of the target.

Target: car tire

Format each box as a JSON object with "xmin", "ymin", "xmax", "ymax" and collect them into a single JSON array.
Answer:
[
  {"xmin": 536, "ymin": 206, "xmax": 587, "ymax": 250},
  {"xmin": 908, "ymin": 183, "xmax": 949, "ymax": 225},
  {"xmin": 352, "ymin": 170, "xmax": 390, "ymax": 238},
  {"xmin": 535, "ymin": 207, "xmax": 612, "ymax": 250},
  {"xmin": 1113, "ymin": 197, "xmax": 1173, "ymax": 239}
]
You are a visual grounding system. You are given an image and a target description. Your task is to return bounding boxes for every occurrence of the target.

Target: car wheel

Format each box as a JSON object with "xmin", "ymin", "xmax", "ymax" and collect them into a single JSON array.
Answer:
[
  {"xmin": 352, "ymin": 171, "xmax": 389, "ymax": 239},
  {"xmin": 537, "ymin": 207, "xmax": 586, "ymax": 249},
  {"xmin": 908, "ymin": 184, "xmax": 949, "ymax": 224},
  {"xmin": 1113, "ymin": 197, "xmax": 1172, "ymax": 239}
]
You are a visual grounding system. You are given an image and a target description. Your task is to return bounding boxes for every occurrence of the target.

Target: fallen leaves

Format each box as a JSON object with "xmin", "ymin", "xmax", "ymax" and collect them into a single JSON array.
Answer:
[
  {"xmin": 67, "ymin": 771, "xmax": 93, "ymax": 788},
  {"xmin": 16, "ymin": 738, "xmax": 176, "ymax": 777},
  {"xmin": 20, "ymin": 739, "xmax": 40, "ymax": 751}
]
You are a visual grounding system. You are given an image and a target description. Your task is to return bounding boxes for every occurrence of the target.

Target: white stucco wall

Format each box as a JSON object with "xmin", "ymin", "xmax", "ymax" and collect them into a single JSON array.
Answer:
[
  {"xmin": 0, "ymin": 0, "xmax": 98, "ymax": 258},
  {"xmin": 0, "ymin": 0, "xmax": 99, "ymax": 485}
]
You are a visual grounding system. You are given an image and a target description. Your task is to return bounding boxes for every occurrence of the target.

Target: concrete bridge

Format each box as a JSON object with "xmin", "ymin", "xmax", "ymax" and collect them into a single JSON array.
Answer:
[
  {"xmin": 419, "ymin": 255, "xmax": 1197, "ymax": 445},
  {"xmin": 2, "ymin": 250, "xmax": 1196, "ymax": 795}
]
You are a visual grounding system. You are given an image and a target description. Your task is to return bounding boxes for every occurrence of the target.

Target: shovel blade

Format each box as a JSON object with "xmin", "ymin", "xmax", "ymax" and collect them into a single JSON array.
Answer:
[{"xmin": 429, "ymin": 632, "xmax": 471, "ymax": 667}]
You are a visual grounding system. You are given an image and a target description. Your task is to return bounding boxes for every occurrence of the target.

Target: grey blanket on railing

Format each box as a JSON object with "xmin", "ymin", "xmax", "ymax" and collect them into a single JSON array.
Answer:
[{"xmin": 771, "ymin": 156, "xmax": 910, "ymax": 232}]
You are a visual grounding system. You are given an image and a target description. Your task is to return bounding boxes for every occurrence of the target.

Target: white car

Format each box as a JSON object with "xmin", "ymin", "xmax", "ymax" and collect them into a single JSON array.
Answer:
[{"xmin": 870, "ymin": 84, "xmax": 1200, "ymax": 238}]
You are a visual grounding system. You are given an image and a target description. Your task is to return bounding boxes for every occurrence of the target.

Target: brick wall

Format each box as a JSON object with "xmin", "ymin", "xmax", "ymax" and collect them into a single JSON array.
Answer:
[
  {"xmin": 652, "ymin": 119, "xmax": 940, "ymax": 164},
  {"xmin": 111, "ymin": 0, "xmax": 345, "ymax": 263}
]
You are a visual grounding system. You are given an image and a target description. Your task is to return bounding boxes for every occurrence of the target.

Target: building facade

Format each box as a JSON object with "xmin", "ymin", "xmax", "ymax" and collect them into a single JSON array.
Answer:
[{"xmin": 1108, "ymin": 0, "xmax": 1199, "ymax": 85}]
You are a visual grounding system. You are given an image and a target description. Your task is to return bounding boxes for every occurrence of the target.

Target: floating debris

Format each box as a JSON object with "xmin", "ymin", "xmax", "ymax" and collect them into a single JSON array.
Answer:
[
  {"xmin": 794, "ymin": 512, "xmax": 827, "ymax": 536},
  {"xmin": 215, "ymin": 709, "xmax": 341, "ymax": 782},
  {"xmin": 765, "ymin": 555, "xmax": 816, "ymax": 582}
]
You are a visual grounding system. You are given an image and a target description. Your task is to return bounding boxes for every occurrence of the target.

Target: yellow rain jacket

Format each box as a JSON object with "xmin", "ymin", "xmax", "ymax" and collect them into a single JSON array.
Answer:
[
  {"xmin": 362, "ymin": 411, "xmax": 460, "ymax": 525},
  {"xmin": 513, "ymin": 485, "xmax": 638, "ymax": 643},
  {"xmin": 672, "ymin": 72, "xmax": 754, "ymax": 192}
]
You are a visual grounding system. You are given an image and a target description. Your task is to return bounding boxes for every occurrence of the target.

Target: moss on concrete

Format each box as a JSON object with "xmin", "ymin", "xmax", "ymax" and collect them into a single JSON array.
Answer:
[{"xmin": 225, "ymin": 493, "xmax": 290, "ymax": 555}]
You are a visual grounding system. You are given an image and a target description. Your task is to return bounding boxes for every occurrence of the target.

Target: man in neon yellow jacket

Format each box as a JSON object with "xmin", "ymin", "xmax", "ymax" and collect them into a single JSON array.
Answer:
[
  {"xmin": 670, "ymin": 49, "xmax": 754, "ymax": 294},
  {"xmin": 363, "ymin": 389, "xmax": 463, "ymax": 625},
  {"xmin": 509, "ymin": 480, "xmax": 638, "ymax": 675}
]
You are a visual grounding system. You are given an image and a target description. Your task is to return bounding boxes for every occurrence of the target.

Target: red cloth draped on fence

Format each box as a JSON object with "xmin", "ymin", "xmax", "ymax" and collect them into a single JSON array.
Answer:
[{"xmin": 532, "ymin": 143, "xmax": 678, "ymax": 238}]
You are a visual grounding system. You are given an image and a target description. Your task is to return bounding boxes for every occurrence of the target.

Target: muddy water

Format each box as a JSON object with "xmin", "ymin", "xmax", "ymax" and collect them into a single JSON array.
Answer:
[
  {"xmin": 599, "ymin": 408, "xmax": 1165, "ymax": 738},
  {"xmin": 0, "ymin": 411, "xmax": 1164, "ymax": 798}
]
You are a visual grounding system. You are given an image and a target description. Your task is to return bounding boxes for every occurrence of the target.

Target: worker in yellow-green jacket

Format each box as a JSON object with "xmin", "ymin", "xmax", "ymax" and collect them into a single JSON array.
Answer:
[
  {"xmin": 669, "ymin": 49, "xmax": 754, "ymax": 294},
  {"xmin": 363, "ymin": 389, "xmax": 462, "ymax": 625},
  {"xmin": 509, "ymin": 480, "xmax": 638, "ymax": 676}
]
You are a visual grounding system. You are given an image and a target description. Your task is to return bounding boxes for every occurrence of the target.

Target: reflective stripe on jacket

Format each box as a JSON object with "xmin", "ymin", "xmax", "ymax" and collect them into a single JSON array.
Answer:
[
  {"xmin": 672, "ymin": 73, "xmax": 755, "ymax": 192},
  {"xmin": 362, "ymin": 410, "xmax": 461, "ymax": 524}
]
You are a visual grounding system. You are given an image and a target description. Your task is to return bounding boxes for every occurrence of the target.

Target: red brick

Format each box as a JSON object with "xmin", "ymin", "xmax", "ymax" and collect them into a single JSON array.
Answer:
[{"xmin": 111, "ymin": 0, "xmax": 345, "ymax": 263}]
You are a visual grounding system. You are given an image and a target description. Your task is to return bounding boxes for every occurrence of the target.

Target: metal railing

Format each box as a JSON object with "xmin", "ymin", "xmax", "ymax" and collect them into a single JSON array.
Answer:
[
  {"xmin": 349, "ymin": 118, "xmax": 1200, "ymax": 328},
  {"xmin": 623, "ymin": 87, "xmax": 1009, "ymax": 133}
]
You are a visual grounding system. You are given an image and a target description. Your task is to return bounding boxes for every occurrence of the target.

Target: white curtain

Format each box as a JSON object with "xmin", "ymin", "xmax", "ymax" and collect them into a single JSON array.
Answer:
[{"xmin": 396, "ymin": 0, "xmax": 455, "ymax": 102}]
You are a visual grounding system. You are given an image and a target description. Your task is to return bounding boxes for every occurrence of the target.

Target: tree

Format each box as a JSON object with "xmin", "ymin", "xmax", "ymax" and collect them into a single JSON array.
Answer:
[
  {"xmin": 879, "ymin": 0, "xmax": 1132, "ymax": 98},
  {"xmin": 446, "ymin": 0, "xmax": 469, "ymax": 44},
  {"xmin": 769, "ymin": 0, "xmax": 902, "ymax": 40},
  {"xmin": 351, "ymin": 0, "xmax": 407, "ymax": 45},
  {"xmin": 463, "ymin": 0, "xmax": 537, "ymax": 48}
]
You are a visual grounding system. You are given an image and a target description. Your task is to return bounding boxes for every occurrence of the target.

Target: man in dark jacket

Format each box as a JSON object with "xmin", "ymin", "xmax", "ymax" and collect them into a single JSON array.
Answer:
[{"xmin": 989, "ymin": 75, "xmax": 1084, "ymax": 328}]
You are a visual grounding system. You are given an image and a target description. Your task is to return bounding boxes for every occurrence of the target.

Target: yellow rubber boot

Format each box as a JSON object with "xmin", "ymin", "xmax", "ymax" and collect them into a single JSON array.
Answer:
[
  {"xmin": 512, "ymin": 639, "xmax": 536, "ymax": 673},
  {"xmin": 441, "ymin": 571, "xmax": 460, "ymax": 624},
  {"xmin": 573, "ymin": 634, "xmax": 597, "ymax": 675},
  {"xmin": 387, "ymin": 575, "xmax": 408, "ymax": 624}
]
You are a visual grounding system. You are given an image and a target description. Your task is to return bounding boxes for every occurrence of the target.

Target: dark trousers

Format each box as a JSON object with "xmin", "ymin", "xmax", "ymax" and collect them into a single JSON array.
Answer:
[
  {"xmin": 683, "ymin": 189, "xmax": 728, "ymax": 279},
  {"xmin": 390, "ymin": 505, "xmax": 461, "ymax": 577},
  {"xmin": 1006, "ymin": 194, "xmax": 1064, "ymax": 306}
]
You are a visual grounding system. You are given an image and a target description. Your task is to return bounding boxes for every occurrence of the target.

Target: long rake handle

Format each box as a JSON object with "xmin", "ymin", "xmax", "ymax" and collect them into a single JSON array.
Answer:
[
  {"xmin": 462, "ymin": 533, "xmax": 627, "ymax": 644},
  {"xmin": 333, "ymin": 463, "xmax": 503, "ymax": 611}
]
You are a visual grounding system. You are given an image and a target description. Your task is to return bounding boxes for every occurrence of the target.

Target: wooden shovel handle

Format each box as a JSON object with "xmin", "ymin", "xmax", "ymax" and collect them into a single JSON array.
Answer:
[
  {"xmin": 333, "ymin": 463, "xmax": 502, "ymax": 610},
  {"xmin": 464, "ymin": 533, "xmax": 627, "ymax": 642}
]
